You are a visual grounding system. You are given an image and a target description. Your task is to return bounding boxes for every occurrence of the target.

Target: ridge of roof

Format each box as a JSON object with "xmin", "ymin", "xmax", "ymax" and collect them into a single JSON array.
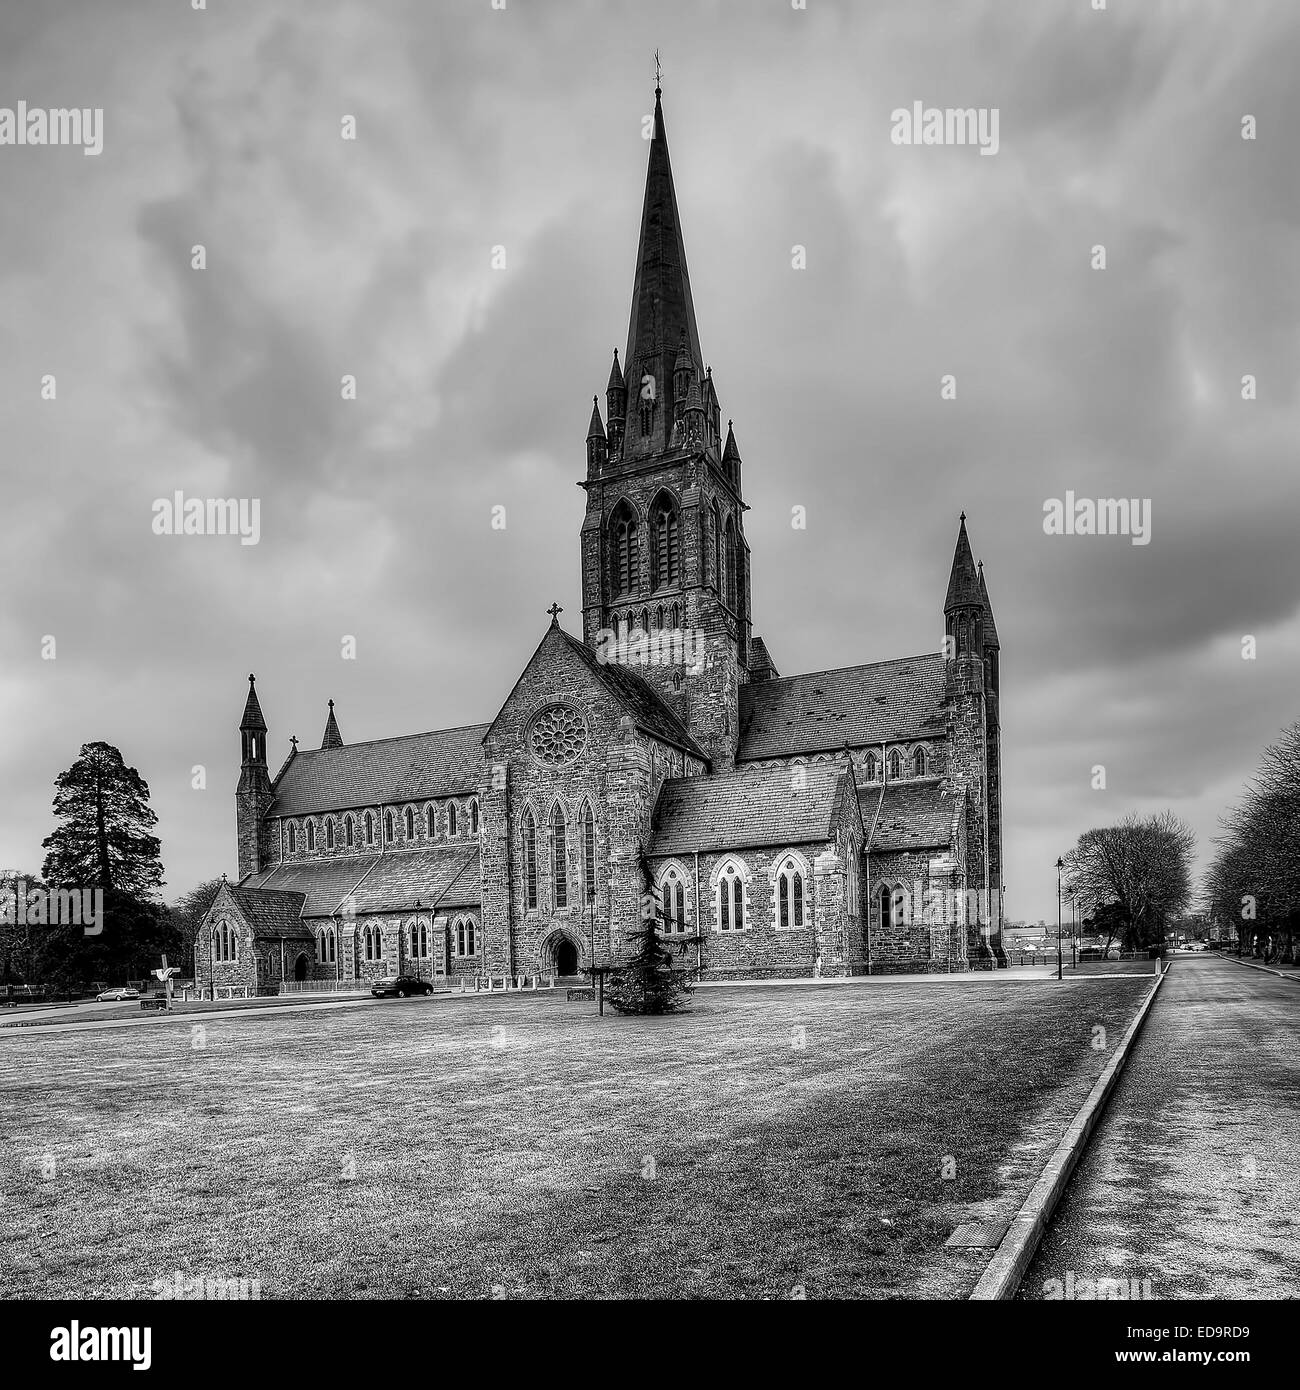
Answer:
[{"xmin": 753, "ymin": 651, "xmax": 943, "ymax": 689}]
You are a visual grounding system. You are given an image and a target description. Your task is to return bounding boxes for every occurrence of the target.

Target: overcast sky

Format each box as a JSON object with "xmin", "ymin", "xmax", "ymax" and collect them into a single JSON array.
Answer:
[{"xmin": 1, "ymin": 0, "xmax": 1297, "ymax": 925}]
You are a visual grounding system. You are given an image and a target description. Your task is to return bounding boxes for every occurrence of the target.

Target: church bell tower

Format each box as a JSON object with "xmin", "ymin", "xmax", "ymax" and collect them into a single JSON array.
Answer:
[{"xmin": 578, "ymin": 84, "xmax": 754, "ymax": 770}]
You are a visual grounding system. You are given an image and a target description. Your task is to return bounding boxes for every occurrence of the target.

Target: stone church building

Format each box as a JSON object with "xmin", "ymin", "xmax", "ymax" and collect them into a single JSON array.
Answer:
[{"xmin": 197, "ymin": 86, "xmax": 1005, "ymax": 996}]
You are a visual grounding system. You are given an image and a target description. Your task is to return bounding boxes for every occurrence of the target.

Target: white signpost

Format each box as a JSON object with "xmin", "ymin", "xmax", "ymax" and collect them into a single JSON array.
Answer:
[{"xmin": 152, "ymin": 953, "xmax": 181, "ymax": 1009}]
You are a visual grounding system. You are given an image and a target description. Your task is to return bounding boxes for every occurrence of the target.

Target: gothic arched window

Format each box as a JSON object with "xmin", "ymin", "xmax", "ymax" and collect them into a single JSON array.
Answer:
[
  {"xmin": 610, "ymin": 501, "xmax": 640, "ymax": 598},
  {"xmin": 777, "ymin": 857, "xmax": 805, "ymax": 930},
  {"xmin": 404, "ymin": 806, "xmax": 413, "ymax": 839},
  {"xmin": 345, "ymin": 815, "xmax": 354, "ymax": 847},
  {"xmin": 912, "ymin": 746, "xmax": 928, "ymax": 777},
  {"xmin": 306, "ymin": 821, "xmax": 315, "ymax": 852},
  {"xmin": 877, "ymin": 884, "xmax": 893, "ymax": 934},
  {"xmin": 470, "ymin": 799, "xmax": 479, "ymax": 835},
  {"xmin": 863, "ymin": 751, "xmax": 878, "ymax": 782},
  {"xmin": 659, "ymin": 866, "xmax": 687, "ymax": 933},
  {"xmin": 522, "ymin": 808, "xmax": 538, "ymax": 911},
  {"xmin": 426, "ymin": 805, "xmax": 436, "ymax": 836},
  {"xmin": 650, "ymin": 492, "xmax": 680, "ymax": 590},
  {"xmin": 551, "ymin": 804, "xmax": 568, "ymax": 909},
  {"xmin": 326, "ymin": 818, "xmax": 334, "ymax": 850},
  {"xmin": 364, "ymin": 812, "xmax": 374, "ymax": 846},
  {"xmin": 716, "ymin": 861, "xmax": 746, "ymax": 932},
  {"xmin": 724, "ymin": 516, "xmax": 738, "ymax": 611},
  {"xmin": 711, "ymin": 501, "xmax": 722, "ymax": 592},
  {"xmin": 384, "ymin": 811, "xmax": 394, "ymax": 843},
  {"xmin": 449, "ymin": 803, "xmax": 458, "ymax": 837},
  {"xmin": 887, "ymin": 749, "xmax": 902, "ymax": 781},
  {"xmin": 581, "ymin": 802, "xmax": 596, "ymax": 903},
  {"xmin": 288, "ymin": 823, "xmax": 297, "ymax": 854}
]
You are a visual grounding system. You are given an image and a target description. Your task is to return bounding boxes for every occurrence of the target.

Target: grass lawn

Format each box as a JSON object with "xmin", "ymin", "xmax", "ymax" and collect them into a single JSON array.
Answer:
[
  {"xmin": 0, "ymin": 977, "xmax": 1151, "ymax": 1300},
  {"xmin": 1061, "ymin": 959, "xmax": 1165, "ymax": 977}
]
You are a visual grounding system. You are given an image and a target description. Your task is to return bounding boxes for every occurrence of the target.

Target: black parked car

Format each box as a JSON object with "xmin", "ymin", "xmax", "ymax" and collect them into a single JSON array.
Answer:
[{"xmin": 370, "ymin": 975, "xmax": 434, "ymax": 999}]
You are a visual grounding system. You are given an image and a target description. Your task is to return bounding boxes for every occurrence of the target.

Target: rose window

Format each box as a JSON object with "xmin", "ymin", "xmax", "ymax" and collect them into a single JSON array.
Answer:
[{"xmin": 529, "ymin": 705, "xmax": 586, "ymax": 766}]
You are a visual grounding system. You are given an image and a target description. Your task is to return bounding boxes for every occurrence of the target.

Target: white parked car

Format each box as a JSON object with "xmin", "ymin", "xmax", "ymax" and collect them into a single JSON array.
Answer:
[{"xmin": 96, "ymin": 987, "xmax": 140, "ymax": 1002}]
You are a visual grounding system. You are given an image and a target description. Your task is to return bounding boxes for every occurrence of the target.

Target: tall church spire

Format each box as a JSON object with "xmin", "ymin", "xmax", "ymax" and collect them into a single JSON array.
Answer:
[
  {"xmin": 578, "ymin": 79, "xmax": 754, "ymax": 770},
  {"xmin": 622, "ymin": 83, "xmax": 703, "ymax": 460},
  {"xmin": 944, "ymin": 514, "xmax": 981, "ymax": 614}
]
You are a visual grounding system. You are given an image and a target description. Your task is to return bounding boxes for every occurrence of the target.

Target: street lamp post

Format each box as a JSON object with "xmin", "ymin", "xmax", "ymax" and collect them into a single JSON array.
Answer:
[{"xmin": 1055, "ymin": 857, "xmax": 1065, "ymax": 981}]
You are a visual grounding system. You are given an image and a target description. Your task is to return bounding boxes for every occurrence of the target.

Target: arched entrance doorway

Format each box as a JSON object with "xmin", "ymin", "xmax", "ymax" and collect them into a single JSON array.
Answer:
[
  {"xmin": 294, "ymin": 953, "xmax": 308, "ymax": 982},
  {"xmin": 554, "ymin": 939, "xmax": 579, "ymax": 976}
]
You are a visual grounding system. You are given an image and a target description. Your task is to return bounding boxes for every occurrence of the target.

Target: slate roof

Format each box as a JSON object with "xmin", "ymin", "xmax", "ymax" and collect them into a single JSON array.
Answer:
[
  {"xmin": 738, "ymin": 654, "xmax": 947, "ymax": 761},
  {"xmin": 557, "ymin": 630, "xmax": 707, "ymax": 760},
  {"xmin": 226, "ymin": 886, "xmax": 311, "ymax": 939},
  {"xmin": 243, "ymin": 845, "xmax": 481, "ymax": 919},
  {"xmin": 650, "ymin": 763, "xmax": 849, "ymax": 857},
  {"xmin": 267, "ymin": 723, "xmax": 489, "ymax": 816},
  {"xmin": 859, "ymin": 778, "xmax": 957, "ymax": 852}
]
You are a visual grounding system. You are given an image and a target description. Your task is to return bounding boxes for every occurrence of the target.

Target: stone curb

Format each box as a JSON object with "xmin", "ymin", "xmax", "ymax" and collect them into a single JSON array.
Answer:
[
  {"xmin": 1220, "ymin": 954, "xmax": 1300, "ymax": 982},
  {"xmin": 969, "ymin": 961, "xmax": 1169, "ymax": 1300}
]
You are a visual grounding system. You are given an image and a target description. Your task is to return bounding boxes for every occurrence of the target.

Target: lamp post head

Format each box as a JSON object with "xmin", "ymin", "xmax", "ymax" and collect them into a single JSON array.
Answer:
[{"xmin": 1055, "ymin": 857, "xmax": 1064, "ymax": 871}]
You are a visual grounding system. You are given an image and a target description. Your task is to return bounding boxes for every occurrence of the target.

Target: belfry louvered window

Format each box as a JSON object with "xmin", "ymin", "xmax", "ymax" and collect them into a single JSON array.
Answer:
[
  {"xmin": 650, "ymin": 494, "xmax": 680, "ymax": 590},
  {"xmin": 724, "ymin": 516, "xmax": 738, "ymax": 611},
  {"xmin": 611, "ymin": 503, "xmax": 639, "ymax": 597}
]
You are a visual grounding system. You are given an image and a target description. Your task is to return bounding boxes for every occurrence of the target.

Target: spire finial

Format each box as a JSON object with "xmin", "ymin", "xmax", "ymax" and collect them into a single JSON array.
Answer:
[
  {"xmin": 328, "ymin": 698, "xmax": 334, "ymax": 709},
  {"xmin": 654, "ymin": 48, "xmax": 661, "ymax": 98},
  {"xmin": 249, "ymin": 673, "xmax": 256, "ymax": 685},
  {"xmin": 960, "ymin": 511, "xmax": 967, "ymax": 523},
  {"xmin": 547, "ymin": 602, "xmax": 563, "ymax": 626}
]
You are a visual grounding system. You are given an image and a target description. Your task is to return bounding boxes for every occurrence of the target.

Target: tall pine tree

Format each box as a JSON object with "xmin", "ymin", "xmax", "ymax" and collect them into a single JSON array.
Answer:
[
  {"xmin": 42, "ymin": 742, "xmax": 164, "ymax": 898},
  {"xmin": 40, "ymin": 742, "xmax": 171, "ymax": 987}
]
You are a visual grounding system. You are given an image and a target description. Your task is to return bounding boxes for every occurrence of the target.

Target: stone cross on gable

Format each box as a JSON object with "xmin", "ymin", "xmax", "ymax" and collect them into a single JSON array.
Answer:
[{"xmin": 547, "ymin": 602, "xmax": 563, "ymax": 626}]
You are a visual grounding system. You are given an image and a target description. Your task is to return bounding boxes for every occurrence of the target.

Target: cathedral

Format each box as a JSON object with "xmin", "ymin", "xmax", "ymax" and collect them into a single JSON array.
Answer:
[{"xmin": 197, "ymin": 85, "xmax": 1005, "ymax": 995}]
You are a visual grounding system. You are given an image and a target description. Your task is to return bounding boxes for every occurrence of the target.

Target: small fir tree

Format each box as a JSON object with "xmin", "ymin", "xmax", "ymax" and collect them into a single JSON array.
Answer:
[{"xmin": 604, "ymin": 853, "xmax": 695, "ymax": 1015}]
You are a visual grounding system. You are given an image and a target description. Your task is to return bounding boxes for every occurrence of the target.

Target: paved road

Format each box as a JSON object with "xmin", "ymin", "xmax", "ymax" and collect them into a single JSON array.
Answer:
[{"xmin": 1020, "ymin": 954, "xmax": 1300, "ymax": 1299}]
